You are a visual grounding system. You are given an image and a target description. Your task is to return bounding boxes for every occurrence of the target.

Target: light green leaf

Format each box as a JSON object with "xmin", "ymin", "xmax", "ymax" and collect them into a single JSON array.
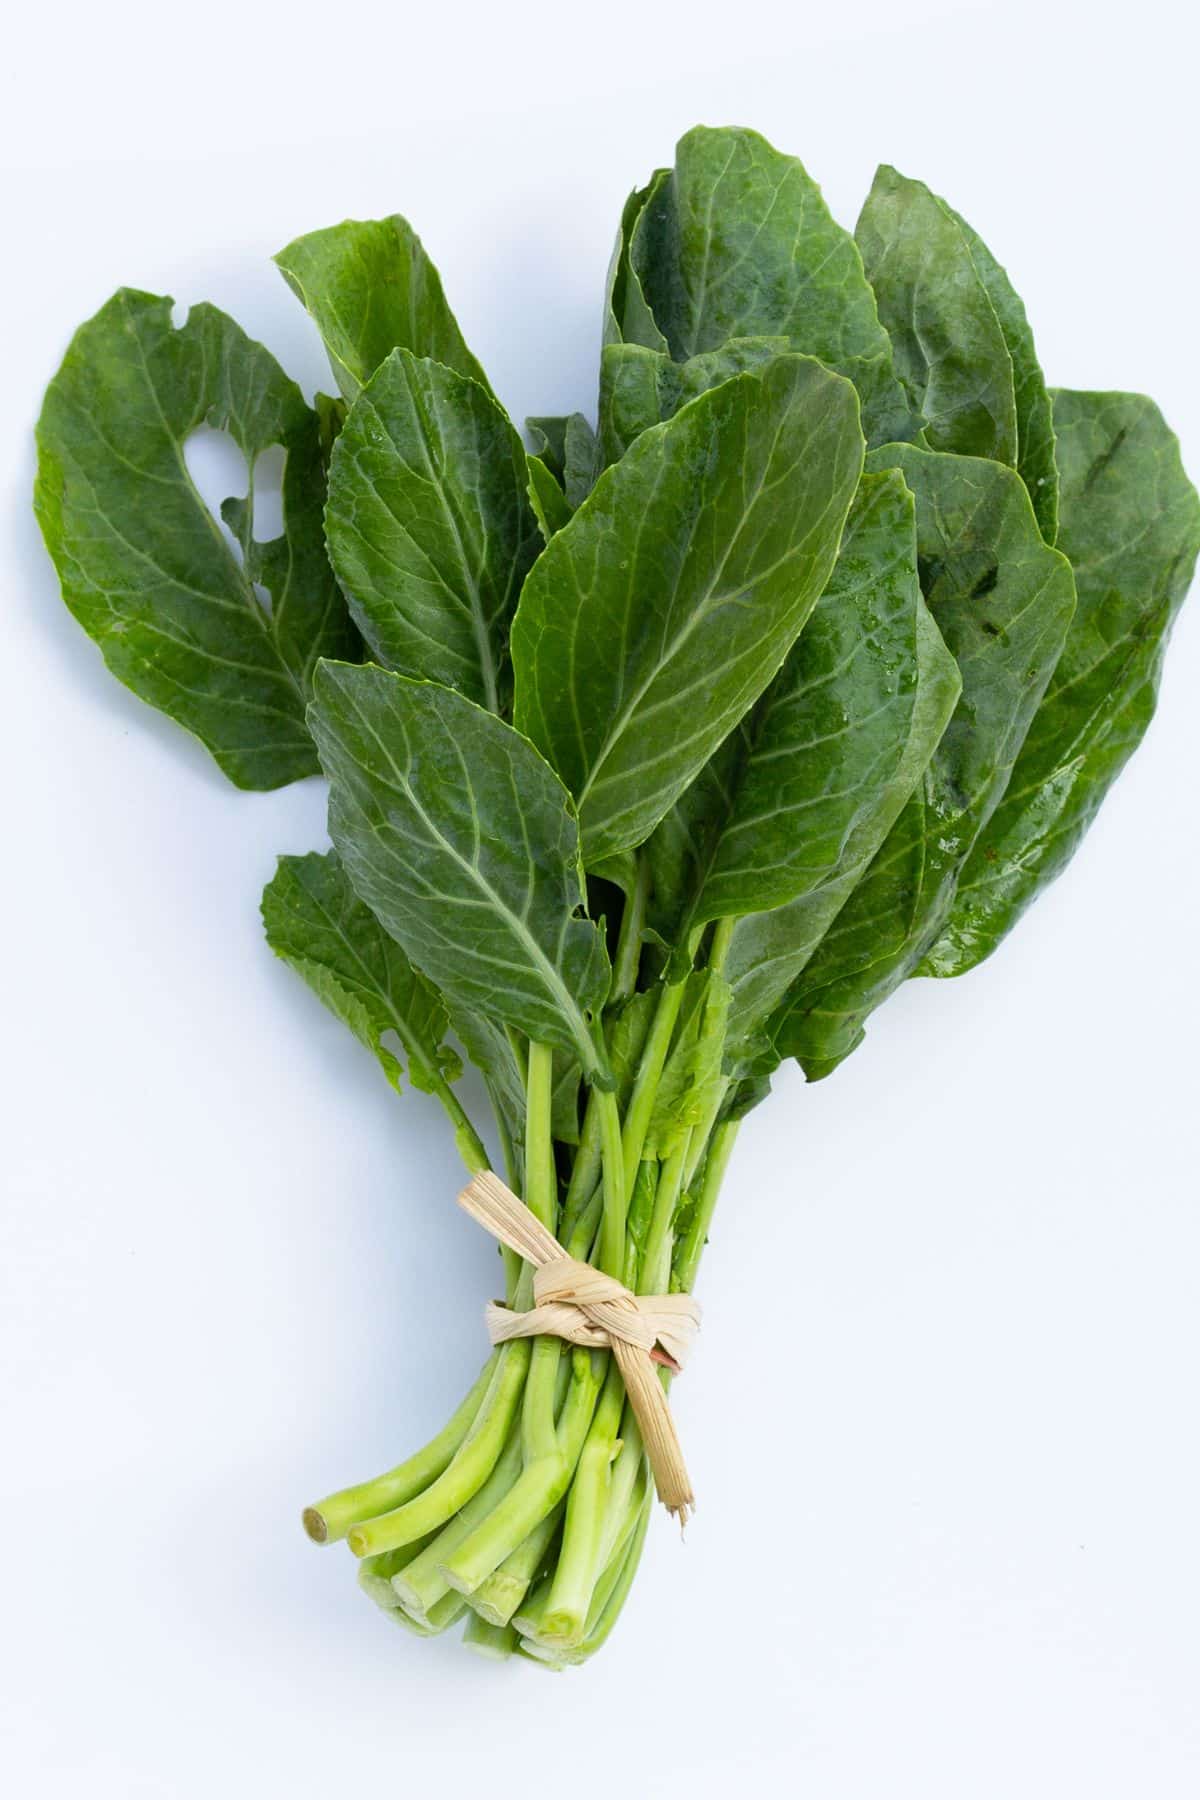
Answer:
[
  {"xmin": 309, "ymin": 664, "xmax": 612, "ymax": 1079},
  {"xmin": 511, "ymin": 355, "xmax": 864, "ymax": 867},
  {"xmin": 275, "ymin": 216, "xmax": 488, "ymax": 401},
  {"xmin": 775, "ymin": 442, "xmax": 1076, "ymax": 1078},
  {"xmin": 34, "ymin": 290, "xmax": 358, "ymax": 791},
  {"xmin": 924, "ymin": 389, "xmax": 1200, "ymax": 977},
  {"xmin": 261, "ymin": 850, "xmax": 456, "ymax": 1094},
  {"xmin": 628, "ymin": 126, "xmax": 914, "ymax": 444},
  {"xmin": 856, "ymin": 166, "xmax": 1018, "ymax": 465},
  {"xmin": 325, "ymin": 349, "xmax": 541, "ymax": 712},
  {"xmin": 941, "ymin": 201, "xmax": 1059, "ymax": 541}
]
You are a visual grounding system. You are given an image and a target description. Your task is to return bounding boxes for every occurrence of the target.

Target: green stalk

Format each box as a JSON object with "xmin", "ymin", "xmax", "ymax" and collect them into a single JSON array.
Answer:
[
  {"xmin": 462, "ymin": 1614, "xmax": 518, "ymax": 1659},
  {"xmin": 609, "ymin": 853, "xmax": 649, "ymax": 1004},
  {"xmin": 558, "ymin": 1098, "xmax": 603, "ymax": 1244},
  {"xmin": 620, "ymin": 974, "xmax": 687, "ymax": 1192},
  {"xmin": 467, "ymin": 1499, "xmax": 564, "ymax": 1627},
  {"xmin": 346, "ymin": 1334, "xmax": 531, "ymax": 1557},
  {"xmin": 595, "ymin": 1084, "xmax": 627, "ymax": 1278},
  {"xmin": 438, "ymin": 1348, "xmax": 603, "ymax": 1595},
  {"xmin": 537, "ymin": 1358, "xmax": 625, "ymax": 1643},
  {"xmin": 390, "ymin": 1421, "xmax": 524, "ymax": 1619},
  {"xmin": 302, "ymin": 1353, "xmax": 498, "ymax": 1543},
  {"xmin": 522, "ymin": 1041, "xmax": 562, "ymax": 1465},
  {"xmin": 640, "ymin": 1136, "xmax": 690, "ymax": 1296},
  {"xmin": 357, "ymin": 1532, "xmax": 437, "ymax": 1610},
  {"xmin": 673, "ymin": 1118, "xmax": 740, "ymax": 1294}
]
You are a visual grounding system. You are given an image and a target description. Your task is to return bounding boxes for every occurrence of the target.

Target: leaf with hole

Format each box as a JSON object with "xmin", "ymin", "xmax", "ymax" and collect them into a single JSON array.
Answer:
[{"xmin": 34, "ymin": 290, "xmax": 358, "ymax": 790}]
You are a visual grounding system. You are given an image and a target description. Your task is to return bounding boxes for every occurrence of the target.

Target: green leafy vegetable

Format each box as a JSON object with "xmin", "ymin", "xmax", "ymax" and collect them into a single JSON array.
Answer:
[
  {"xmin": 856, "ymin": 165, "xmax": 1019, "ymax": 466},
  {"xmin": 308, "ymin": 663, "xmax": 612, "ymax": 1079},
  {"xmin": 512, "ymin": 353, "xmax": 864, "ymax": 864},
  {"xmin": 924, "ymin": 390, "xmax": 1200, "ymax": 975},
  {"xmin": 36, "ymin": 123, "xmax": 1197, "ymax": 1670},
  {"xmin": 275, "ymin": 215, "xmax": 487, "ymax": 399},
  {"xmin": 263, "ymin": 850, "xmax": 460, "ymax": 1093},
  {"xmin": 34, "ymin": 290, "xmax": 358, "ymax": 789},
  {"xmin": 325, "ymin": 349, "xmax": 542, "ymax": 710},
  {"xmin": 775, "ymin": 442, "xmax": 1076, "ymax": 1077}
]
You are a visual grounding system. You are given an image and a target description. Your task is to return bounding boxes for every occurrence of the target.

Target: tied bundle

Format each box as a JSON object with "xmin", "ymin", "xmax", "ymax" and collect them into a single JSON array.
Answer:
[{"xmin": 36, "ymin": 123, "xmax": 1199, "ymax": 1667}]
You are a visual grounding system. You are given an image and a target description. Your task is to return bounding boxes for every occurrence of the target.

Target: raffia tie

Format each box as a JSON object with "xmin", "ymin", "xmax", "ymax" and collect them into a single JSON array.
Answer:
[{"xmin": 456, "ymin": 1171, "xmax": 701, "ymax": 1522}]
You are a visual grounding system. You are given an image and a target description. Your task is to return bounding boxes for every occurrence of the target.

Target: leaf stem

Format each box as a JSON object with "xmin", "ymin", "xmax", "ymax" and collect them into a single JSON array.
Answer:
[
  {"xmin": 609, "ymin": 854, "xmax": 650, "ymax": 1004},
  {"xmin": 620, "ymin": 975, "xmax": 687, "ymax": 1192},
  {"xmin": 673, "ymin": 1118, "xmax": 740, "ymax": 1293}
]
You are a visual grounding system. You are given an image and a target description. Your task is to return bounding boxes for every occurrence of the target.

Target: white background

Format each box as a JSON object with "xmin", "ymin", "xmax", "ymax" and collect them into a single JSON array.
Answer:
[{"xmin": 3, "ymin": 2, "xmax": 1198, "ymax": 1792}]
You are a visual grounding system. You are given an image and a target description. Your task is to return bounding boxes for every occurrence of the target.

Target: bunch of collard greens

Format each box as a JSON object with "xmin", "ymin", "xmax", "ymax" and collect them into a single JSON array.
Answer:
[{"xmin": 35, "ymin": 127, "xmax": 1200, "ymax": 1667}]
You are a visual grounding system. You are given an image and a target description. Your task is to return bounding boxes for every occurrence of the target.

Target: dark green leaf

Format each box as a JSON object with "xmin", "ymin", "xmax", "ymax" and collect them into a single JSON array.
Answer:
[
  {"xmin": 723, "ymin": 597, "xmax": 959, "ymax": 1071},
  {"xmin": 856, "ymin": 166, "xmax": 1018, "ymax": 465},
  {"xmin": 603, "ymin": 176, "xmax": 670, "ymax": 354},
  {"xmin": 526, "ymin": 454, "xmax": 572, "ymax": 540},
  {"xmin": 941, "ymin": 201, "xmax": 1059, "ymax": 541},
  {"xmin": 597, "ymin": 336, "xmax": 790, "ymax": 466},
  {"xmin": 511, "ymin": 355, "xmax": 864, "ymax": 866},
  {"xmin": 445, "ymin": 1006, "xmax": 526, "ymax": 1164},
  {"xmin": 275, "ymin": 216, "xmax": 488, "ymax": 401},
  {"xmin": 562, "ymin": 414, "xmax": 601, "ymax": 509},
  {"xmin": 628, "ymin": 126, "xmax": 914, "ymax": 444},
  {"xmin": 652, "ymin": 471, "xmax": 929, "ymax": 932},
  {"xmin": 262, "ymin": 849, "xmax": 456, "ymax": 1094},
  {"xmin": 309, "ymin": 664, "xmax": 612, "ymax": 1078},
  {"xmin": 775, "ymin": 442, "xmax": 1076, "ymax": 1078},
  {"xmin": 34, "ymin": 290, "xmax": 358, "ymax": 791},
  {"xmin": 324, "ymin": 349, "xmax": 541, "ymax": 712},
  {"xmin": 924, "ymin": 389, "xmax": 1200, "ymax": 977},
  {"xmin": 525, "ymin": 416, "xmax": 569, "ymax": 483}
]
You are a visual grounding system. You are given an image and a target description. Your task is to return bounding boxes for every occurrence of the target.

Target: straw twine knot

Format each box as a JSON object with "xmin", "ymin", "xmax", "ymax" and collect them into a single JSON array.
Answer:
[{"xmin": 457, "ymin": 1172, "xmax": 701, "ymax": 1521}]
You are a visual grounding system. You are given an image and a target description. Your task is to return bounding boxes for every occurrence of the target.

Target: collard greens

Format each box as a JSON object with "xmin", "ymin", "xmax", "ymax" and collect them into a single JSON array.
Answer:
[{"xmin": 35, "ymin": 125, "xmax": 1200, "ymax": 1668}]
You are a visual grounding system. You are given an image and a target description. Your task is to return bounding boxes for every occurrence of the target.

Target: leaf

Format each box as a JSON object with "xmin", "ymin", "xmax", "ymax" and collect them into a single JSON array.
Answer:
[
  {"xmin": 652, "ymin": 471, "xmax": 930, "ymax": 932},
  {"xmin": 525, "ymin": 416, "xmax": 570, "ymax": 483},
  {"xmin": 324, "ymin": 349, "xmax": 542, "ymax": 712},
  {"xmin": 275, "ymin": 216, "xmax": 488, "ymax": 401},
  {"xmin": 723, "ymin": 598, "xmax": 960, "ymax": 1072},
  {"xmin": 562, "ymin": 415, "xmax": 602, "ymax": 510},
  {"xmin": 597, "ymin": 336, "xmax": 790, "ymax": 467},
  {"xmin": 627, "ymin": 126, "xmax": 915, "ymax": 444},
  {"xmin": 923, "ymin": 389, "xmax": 1200, "ymax": 977},
  {"xmin": 603, "ymin": 176, "xmax": 670, "ymax": 354},
  {"xmin": 856, "ymin": 166, "xmax": 1018, "ymax": 466},
  {"xmin": 308, "ymin": 664, "xmax": 612, "ymax": 1078},
  {"xmin": 261, "ymin": 850, "xmax": 456, "ymax": 1094},
  {"xmin": 774, "ymin": 442, "xmax": 1077, "ymax": 1078},
  {"xmin": 526, "ymin": 454, "xmax": 572, "ymax": 540},
  {"xmin": 941, "ymin": 201, "xmax": 1059, "ymax": 542},
  {"xmin": 551, "ymin": 1051, "xmax": 583, "ymax": 1145},
  {"xmin": 34, "ymin": 290, "xmax": 358, "ymax": 791},
  {"xmin": 511, "ymin": 354, "xmax": 865, "ymax": 867},
  {"xmin": 445, "ymin": 1005, "xmax": 526, "ymax": 1161}
]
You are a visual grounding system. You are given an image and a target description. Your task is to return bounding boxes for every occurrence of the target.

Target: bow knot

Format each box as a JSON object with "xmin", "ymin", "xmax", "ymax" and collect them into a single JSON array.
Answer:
[{"xmin": 457, "ymin": 1172, "xmax": 701, "ymax": 1521}]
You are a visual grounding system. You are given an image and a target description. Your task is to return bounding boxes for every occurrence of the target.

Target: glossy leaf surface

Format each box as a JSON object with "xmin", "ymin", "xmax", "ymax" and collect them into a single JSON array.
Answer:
[
  {"xmin": 309, "ymin": 665, "xmax": 612, "ymax": 1078},
  {"xmin": 34, "ymin": 290, "xmax": 357, "ymax": 790}
]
